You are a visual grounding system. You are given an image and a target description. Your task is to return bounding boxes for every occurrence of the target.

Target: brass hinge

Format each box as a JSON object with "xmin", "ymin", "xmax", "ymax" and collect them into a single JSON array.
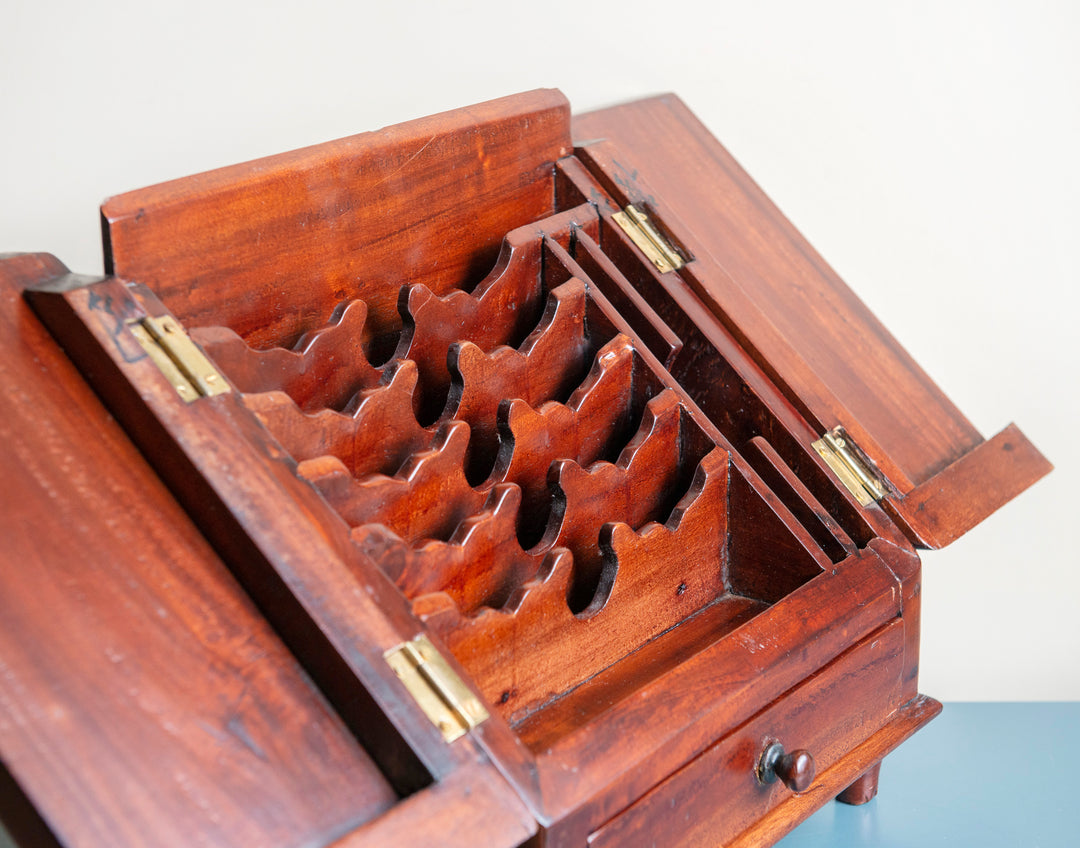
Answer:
[
  {"xmin": 384, "ymin": 635, "xmax": 489, "ymax": 743},
  {"xmin": 612, "ymin": 205, "xmax": 686, "ymax": 274},
  {"xmin": 811, "ymin": 427, "xmax": 887, "ymax": 507},
  {"xmin": 128, "ymin": 315, "xmax": 230, "ymax": 403}
]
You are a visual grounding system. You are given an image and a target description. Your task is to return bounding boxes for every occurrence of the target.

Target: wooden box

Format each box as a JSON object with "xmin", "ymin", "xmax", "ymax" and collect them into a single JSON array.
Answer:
[{"xmin": 0, "ymin": 90, "xmax": 1050, "ymax": 847}]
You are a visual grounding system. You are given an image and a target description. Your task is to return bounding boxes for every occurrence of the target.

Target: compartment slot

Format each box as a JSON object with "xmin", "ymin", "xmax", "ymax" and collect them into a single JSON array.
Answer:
[
  {"xmin": 303, "ymin": 420, "xmax": 485, "ymax": 543},
  {"xmin": 555, "ymin": 149, "xmax": 879, "ymax": 549},
  {"xmin": 536, "ymin": 390, "xmax": 704, "ymax": 614},
  {"xmin": 191, "ymin": 299, "xmax": 381, "ymax": 411},
  {"xmin": 570, "ymin": 227, "xmax": 682, "ymax": 369},
  {"xmin": 395, "ymin": 203, "xmax": 599, "ymax": 424},
  {"xmin": 726, "ymin": 463, "xmax": 833, "ymax": 604},
  {"xmin": 357, "ymin": 486, "xmax": 573, "ymax": 615},
  {"xmin": 417, "ymin": 446, "xmax": 730, "ymax": 722},
  {"xmin": 595, "ymin": 211, "xmax": 877, "ymax": 549},
  {"xmin": 742, "ymin": 436, "xmax": 854, "ymax": 563},
  {"xmin": 488, "ymin": 334, "xmax": 643, "ymax": 547},
  {"xmin": 244, "ymin": 359, "xmax": 432, "ymax": 478},
  {"xmin": 510, "ymin": 593, "xmax": 767, "ymax": 752},
  {"xmin": 445, "ymin": 278, "xmax": 598, "ymax": 482}
]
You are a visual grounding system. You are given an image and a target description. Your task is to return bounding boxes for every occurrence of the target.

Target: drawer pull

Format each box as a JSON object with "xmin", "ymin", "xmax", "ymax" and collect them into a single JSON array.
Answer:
[{"xmin": 758, "ymin": 742, "xmax": 815, "ymax": 794}]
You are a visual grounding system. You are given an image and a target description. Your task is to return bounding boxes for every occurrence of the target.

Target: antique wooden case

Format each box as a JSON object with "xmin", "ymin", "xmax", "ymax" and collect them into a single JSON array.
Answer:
[{"xmin": 0, "ymin": 90, "xmax": 1050, "ymax": 847}]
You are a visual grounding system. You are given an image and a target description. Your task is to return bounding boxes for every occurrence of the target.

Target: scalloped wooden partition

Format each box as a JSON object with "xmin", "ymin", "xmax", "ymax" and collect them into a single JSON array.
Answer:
[{"xmin": 184, "ymin": 186, "xmax": 826, "ymax": 727}]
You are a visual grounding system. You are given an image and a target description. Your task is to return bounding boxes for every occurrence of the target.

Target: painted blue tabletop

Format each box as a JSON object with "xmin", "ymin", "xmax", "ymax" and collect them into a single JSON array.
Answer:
[
  {"xmin": 1, "ymin": 703, "xmax": 1074, "ymax": 846},
  {"xmin": 777, "ymin": 702, "xmax": 1078, "ymax": 847}
]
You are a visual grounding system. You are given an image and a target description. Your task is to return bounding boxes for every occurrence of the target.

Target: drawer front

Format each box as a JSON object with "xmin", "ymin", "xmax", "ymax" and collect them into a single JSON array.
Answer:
[{"xmin": 588, "ymin": 618, "xmax": 905, "ymax": 847}]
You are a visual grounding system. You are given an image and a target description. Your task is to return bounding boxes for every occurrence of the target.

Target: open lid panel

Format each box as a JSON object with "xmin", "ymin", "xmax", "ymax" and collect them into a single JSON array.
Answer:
[{"xmin": 570, "ymin": 94, "xmax": 1051, "ymax": 549}]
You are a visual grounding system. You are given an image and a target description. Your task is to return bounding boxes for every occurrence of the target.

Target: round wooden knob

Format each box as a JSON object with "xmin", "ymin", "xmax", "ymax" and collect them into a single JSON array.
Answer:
[{"xmin": 758, "ymin": 742, "xmax": 816, "ymax": 794}]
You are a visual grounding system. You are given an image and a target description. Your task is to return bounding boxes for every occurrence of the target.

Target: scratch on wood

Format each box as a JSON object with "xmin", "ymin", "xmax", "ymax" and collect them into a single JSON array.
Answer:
[{"xmin": 373, "ymin": 135, "xmax": 438, "ymax": 187}]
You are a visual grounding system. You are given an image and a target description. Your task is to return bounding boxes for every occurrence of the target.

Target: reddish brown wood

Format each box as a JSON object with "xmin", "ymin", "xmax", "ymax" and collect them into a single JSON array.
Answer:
[
  {"xmin": 23, "ymin": 275, "xmax": 476, "ymax": 789},
  {"xmin": 330, "ymin": 761, "xmax": 537, "ymax": 848},
  {"xmin": 885, "ymin": 423, "xmax": 1053, "ymax": 548},
  {"xmin": 366, "ymin": 485, "xmax": 568, "ymax": 614},
  {"xmin": 728, "ymin": 699, "xmax": 940, "ymax": 848},
  {"xmin": 191, "ymin": 298, "xmax": 381, "ymax": 410},
  {"xmin": 14, "ymin": 245, "xmax": 912, "ymax": 847},
  {"xmin": 548, "ymin": 172, "xmax": 891, "ymax": 552},
  {"xmin": 418, "ymin": 447, "xmax": 730, "ymax": 720},
  {"xmin": 586, "ymin": 622, "xmax": 905, "ymax": 848},
  {"xmin": 522, "ymin": 550, "xmax": 901, "ymax": 844},
  {"xmin": 536, "ymin": 390, "xmax": 704, "ymax": 612},
  {"xmin": 571, "ymin": 100, "xmax": 1050, "ymax": 547},
  {"xmin": 0, "ymin": 255, "xmax": 398, "ymax": 848},
  {"xmin": 2, "ymin": 89, "xmax": 1049, "ymax": 848},
  {"xmin": 490, "ymin": 335, "xmax": 641, "ymax": 545},
  {"xmin": 570, "ymin": 229, "xmax": 683, "ymax": 368},
  {"xmin": 742, "ymin": 435, "xmax": 855, "ymax": 563},
  {"xmin": 306, "ymin": 420, "xmax": 485, "ymax": 540},
  {"xmin": 395, "ymin": 204, "xmax": 599, "ymax": 420},
  {"xmin": 836, "ymin": 761, "xmax": 882, "ymax": 805},
  {"xmin": 246, "ymin": 359, "xmax": 433, "ymax": 477},
  {"xmin": 103, "ymin": 89, "xmax": 572, "ymax": 351},
  {"xmin": 446, "ymin": 278, "xmax": 595, "ymax": 477},
  {"xmin": 508, "ymin": 595, "xmax": 764, "ymax": 752},
  {"xmin": 725, "ymin": 468, "xmax": 831, "ymax": 604}
]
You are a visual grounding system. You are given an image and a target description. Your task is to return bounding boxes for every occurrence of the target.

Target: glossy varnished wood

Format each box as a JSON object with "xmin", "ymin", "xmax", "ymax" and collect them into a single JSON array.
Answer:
[
  {"xmin": 103, "ymin": 89, "xmax": 572, "ymax": 351},
  {"xmin": 836, "ymin": 761, "xmax": 882, "ymax": 806},
  {"xmin": 489, "ymin": 335, "xmax": 641, "ymax": 545},
  {"xmin": 587, "ymin": 621, "xmax": 906, "ymax": 847},
  {"xmin": 419, "ymin": 446, "xmax": 731, "ymax": 719},
  {"xmin": 514, "ymin": 551, "xmax": 901, "ymax": 844},
  {"xmin": 190, "ymin": 298, "xmax": 381, "ymax": 410},
  {"xmin": 2, "ymin": 88, "xmax": 1051, "ymax": 848},
  {"xmin": 247, "ymin": 358, "xmax": 432, "ymax": 477},
  {"xmin": 571, "ymin": 98, "xmax": 1050, "ymax": 547},
  {"xmin": 395, "ymin": 204, "xmax": 599, "ymax": 419},
  {"xmin": 727, "ymin": 697, "xmax": 941, "ymax": 848},
  {"xmin": 330, "ymin": 761, "xmax": 537, "ymax": 848},
  {"xmin": 22, "ymin": 235, "xmax": 856, "ymax": 847},
  {"xmin": 446, "ymin": 278, "xmax": 596, "ymax": 477},
  {"xmin": 0, "ymin": 254, "xmax": 398, "ymax": 847},
  {"xmin": 309, "ymin": 420, "xmax": 484, "ymax": 539}
]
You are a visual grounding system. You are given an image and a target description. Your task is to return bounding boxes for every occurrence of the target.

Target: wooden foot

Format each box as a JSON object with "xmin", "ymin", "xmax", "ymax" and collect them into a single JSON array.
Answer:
[{"xmin": 836, "ymin": 762, "xmax": 881, "ymax": 806}]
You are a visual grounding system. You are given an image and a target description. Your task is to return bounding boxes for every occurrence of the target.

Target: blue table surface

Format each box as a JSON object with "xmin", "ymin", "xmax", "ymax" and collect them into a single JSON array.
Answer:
[
  {"xmin": 1, "ymin": 703, "xmax": 1075, "ymax": 846},
  {"xmin": 777, "ymin": 702, "xmax": 1079, "ymax": 847}
]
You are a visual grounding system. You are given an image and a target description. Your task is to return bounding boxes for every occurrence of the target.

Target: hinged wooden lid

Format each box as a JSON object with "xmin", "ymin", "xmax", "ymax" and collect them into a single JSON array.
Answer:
[{"xmin": 572, "ymin": 94, "xmax": 1051, "ymax": 549}]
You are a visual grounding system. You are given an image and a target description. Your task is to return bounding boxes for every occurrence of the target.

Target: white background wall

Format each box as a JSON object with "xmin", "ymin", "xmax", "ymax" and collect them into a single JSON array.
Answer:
[{"xmin": 2, "ymin": 0, "xmax": 1076, "ymax": 701}]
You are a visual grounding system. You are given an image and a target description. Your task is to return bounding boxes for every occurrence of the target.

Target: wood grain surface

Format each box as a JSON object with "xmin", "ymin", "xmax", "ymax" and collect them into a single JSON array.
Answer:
[
  {"xmin": 103, "ymin": 89, "xmax": 572, "ymax": 351},
  {"xmin": 587, "ymin": 621, "xmax": 906, "ymax": 847},
  {"xmin": 2, "ymin": 88, "xmax": 1047, "ymax": 848},
  {"xmin": 0, "ymin": 254, "xmax": 398, "ymax": 848},
  {"xmin": 571, "ymin": 96, "xmax": 1050, "ymax": 547}
]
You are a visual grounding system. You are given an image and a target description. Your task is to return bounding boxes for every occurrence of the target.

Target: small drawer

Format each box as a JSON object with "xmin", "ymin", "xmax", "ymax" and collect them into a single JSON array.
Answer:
[{"xmin": 588, "ymin": 618, "xmax": 905, "ymax": 847}]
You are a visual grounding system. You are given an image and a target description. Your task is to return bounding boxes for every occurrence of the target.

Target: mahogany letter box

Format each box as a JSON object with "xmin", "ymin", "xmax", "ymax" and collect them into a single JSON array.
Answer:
[{"xmin": 0, "ymin": 90, "xmax": 1050, "ymax": 847}]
